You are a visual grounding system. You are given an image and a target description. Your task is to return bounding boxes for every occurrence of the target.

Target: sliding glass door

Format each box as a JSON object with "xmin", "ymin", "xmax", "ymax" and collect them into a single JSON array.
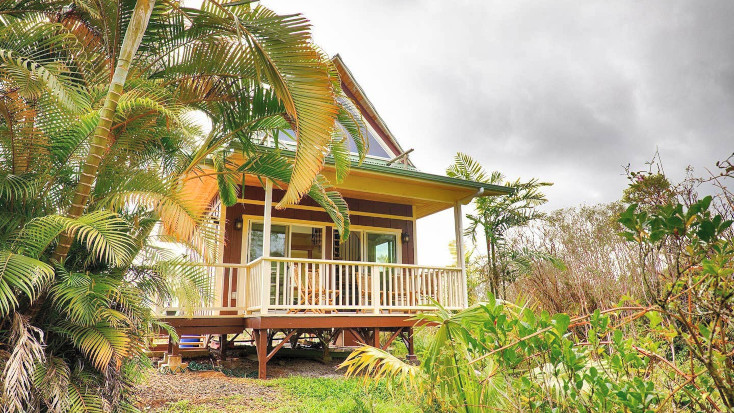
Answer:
[
  {"xmin": 333, "ymin": 230, "xmax": 398, "ymax": 264},
  {"xmin": 366, "ymin": 233, "xmax": 397, "ymax": 264}
]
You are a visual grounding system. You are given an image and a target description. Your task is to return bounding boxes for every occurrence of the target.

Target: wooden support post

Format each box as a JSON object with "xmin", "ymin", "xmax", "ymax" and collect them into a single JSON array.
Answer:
[
  {"xmin": 167, "ymin": 335, "xmax": 174, "ymax": 354},
  {"xmin": 372, "ymin": 327, "xmax": 380, "ymax": 348},
  {"xmin": 261, "ymin": 179, "xmax": 273, "ymax": 315},
  {"xmin": 406, "ymin": 327, "xmax": 417, "ymax": 362},
  {"xmin": 219, "ymin": 334, "xmax": 227, "ymax": 358},
  {"xmin": 454, "ymin": 202, "xmax": 468, "ymax": 308},
  {"xmin": 254, "ymin": 329, "xmax": 268, "ymax": 379}
]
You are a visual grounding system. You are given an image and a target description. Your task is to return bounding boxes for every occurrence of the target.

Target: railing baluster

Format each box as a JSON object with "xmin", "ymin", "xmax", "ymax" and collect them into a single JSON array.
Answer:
[
  {"xmin": 357, "ymin": 264, "xmax": 362, "ymax": 307},
  {"xmin": 399, "ymin": 268, "xmax": 404, "ymax": 308},
  {"xmin": 308, "ymin": 262, "xmax": 313, "ymax": 307},
  {"xmin": 319, "ymin": 263, "xmax": 324, "ymax": 307},
  {"xmin": 347, "ymin": 265, "xmax": 351, "ymax": 308},
  {"xmin": 275, "ymin": 262, "xmax": 280, "ymax": 307},
  {"xmin": 331, "ymin": 263, "xmax": 336, "ymax": 307},
  {"xmin": 408, "ymin": 268, "xmax": 414, "ymax": 307},
  {"xmin": 296, "ymin": 262, "xmax": 302, "ymax": 308}
]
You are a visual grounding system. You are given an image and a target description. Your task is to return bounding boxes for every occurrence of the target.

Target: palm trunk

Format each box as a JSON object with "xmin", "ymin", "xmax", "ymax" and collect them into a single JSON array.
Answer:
[
  {"xmin": 488, "ymin": 237, "xmax": 498, "ymax": 298},
  {"xmin": 52, "ymin": 0, "xmax": 156, "ymax": 261}
]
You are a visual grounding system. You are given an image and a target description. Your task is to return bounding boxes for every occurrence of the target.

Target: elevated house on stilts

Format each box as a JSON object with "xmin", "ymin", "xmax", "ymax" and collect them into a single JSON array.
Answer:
[{"xmin": 156, "ymin": 55, "xmax": 512, "ymax": 378}]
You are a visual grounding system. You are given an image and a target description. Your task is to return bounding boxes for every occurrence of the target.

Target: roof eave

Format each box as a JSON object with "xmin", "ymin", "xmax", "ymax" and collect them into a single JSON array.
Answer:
[{"xmin": 246, "ymin": 144, "xmax": 513, "ymax": 196}]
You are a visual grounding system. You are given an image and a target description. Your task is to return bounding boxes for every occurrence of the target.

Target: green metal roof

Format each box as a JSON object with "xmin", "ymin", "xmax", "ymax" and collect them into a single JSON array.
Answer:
[{"xmin": 247, "ymin": 144, "xmax": 514, "ymax": 196}]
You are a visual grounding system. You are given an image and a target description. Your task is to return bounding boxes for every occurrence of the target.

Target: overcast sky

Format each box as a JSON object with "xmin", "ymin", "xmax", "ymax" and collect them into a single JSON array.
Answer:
[{"xmin": 257, "ymin": 1, "xmax": 733, "ymax": 265}]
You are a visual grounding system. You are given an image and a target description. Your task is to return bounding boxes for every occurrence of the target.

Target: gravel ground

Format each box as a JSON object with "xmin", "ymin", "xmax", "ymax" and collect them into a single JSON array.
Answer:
[{"xmin": 135, "ymin": 358, "xmax": 344, "ymax": 409}]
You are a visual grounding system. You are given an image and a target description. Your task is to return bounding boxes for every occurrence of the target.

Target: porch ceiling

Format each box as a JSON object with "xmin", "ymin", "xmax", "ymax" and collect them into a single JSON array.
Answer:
[{"xmin": 319, "ymin": 165, "xmax": 496, "ymax": 218}]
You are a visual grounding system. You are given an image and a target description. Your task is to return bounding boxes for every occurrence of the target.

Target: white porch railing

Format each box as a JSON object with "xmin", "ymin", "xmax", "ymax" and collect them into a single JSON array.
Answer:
[{"xmin": 157, "ymin": 258, "xmax": 465, "ymax": 316}]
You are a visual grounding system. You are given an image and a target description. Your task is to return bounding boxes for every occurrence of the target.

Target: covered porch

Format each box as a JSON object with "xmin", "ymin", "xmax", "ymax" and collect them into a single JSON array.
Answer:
[{"xmin": 156, "ymin": 157, "xmax": 511, "ymax": 378}]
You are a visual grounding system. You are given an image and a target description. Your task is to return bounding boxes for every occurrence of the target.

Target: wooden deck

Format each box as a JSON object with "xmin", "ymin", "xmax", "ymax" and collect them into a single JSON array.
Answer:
[
  {"xmin": 154, "ymin": 257, "xmax": 464, "ymax": 378},
  {"xmin": 159, "ymin": 314, "xmax": 424, "ymax": 379}
]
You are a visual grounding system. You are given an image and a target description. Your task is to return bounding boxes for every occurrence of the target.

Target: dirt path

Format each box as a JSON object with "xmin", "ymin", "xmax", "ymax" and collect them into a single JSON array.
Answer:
[{"xmin": 135, "ymin": 358, "xmax": 344, "ymax": 409}]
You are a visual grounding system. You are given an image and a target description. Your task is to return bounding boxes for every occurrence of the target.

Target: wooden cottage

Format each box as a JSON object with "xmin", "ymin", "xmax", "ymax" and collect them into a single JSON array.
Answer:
[{"xmin": 159, "ymin": 55, "xmax": 512, "ymax": 378}]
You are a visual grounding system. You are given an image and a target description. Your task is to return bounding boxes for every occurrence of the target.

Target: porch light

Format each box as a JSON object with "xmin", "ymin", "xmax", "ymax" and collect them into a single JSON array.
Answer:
[
  {"xmin": 401, "ymin": 232, "xmax": 410, "ymax": 244},
  {"xmin": 234, "ymin": 218, "xmax": 243, "ymax": 231}
]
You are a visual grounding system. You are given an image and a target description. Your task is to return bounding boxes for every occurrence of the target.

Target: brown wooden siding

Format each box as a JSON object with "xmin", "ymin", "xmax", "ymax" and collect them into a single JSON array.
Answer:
[{"xmin": 223, "ymin": 185, "xmax": 414, "ymax": 266}]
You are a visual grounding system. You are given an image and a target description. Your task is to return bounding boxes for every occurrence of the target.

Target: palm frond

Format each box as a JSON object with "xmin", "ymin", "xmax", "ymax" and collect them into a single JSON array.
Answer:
[
  {"xmin": 33, "ymin": 356, "xmax": 71, "ymax": 413},
  {"xmin": 2, "ymin": 314, "xmax": 45, "ymax": 413},
  {"xmin": 339, "ymin": 345, "xmax": 419, "ymax": 387},
  {"xmin": 0, "ymin": 19, "xmax": 89, "ymax": 112},
  {"xmin": 328, "ymin": 134, "xmax": 351, "ymax": 184},
  {"xmin": 214, "ymin": 151, "xmax": 238, "ymax": 207},
  {"xmin": 0, "ymin": 250, "xmax": 53, "ymax": 316},
  {"xmin": 53, "ymin": 320, "xmax": 130, "ymax": 372},
  {"xmin": 14, "ymin": 211, "xmax": 135, "ymax": 266},
  {"xmin": 200, "ymin": 2, "xmax": 339, "ymax": 206},
  {"xmin": 336, "ymin": 96, "xmax": 367, "ymax": 164},
  {"xmin": 66, "ymin": 370, "xmax": 107, "ymax": 413},
  {"xmin": 0, "ymin": 173, "xmax": 40, "ymax": 202},
  {"xmin": 447, "ymin": 152, "xmax": 489, "ymax": 183},
  {"xmin": 49, "ymin": 269, "xmax": 121, "ymax": 327}
]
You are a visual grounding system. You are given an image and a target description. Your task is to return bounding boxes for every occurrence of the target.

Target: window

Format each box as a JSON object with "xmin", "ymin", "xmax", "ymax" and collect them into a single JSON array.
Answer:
[
  {"xmin": 366, "ymin": 233, "xmax": 397, "ymax": 264},
  {"xmin": 290, "ymin": 225, "xmax": 323, "ymax": 259},
  {"xmin": 248, "ymin": 223, "xmax": 288, "ymax": 261},
  {"xmin": 333, "ymin": 229, "xmax": 399, "ymax": 263},
  {"xmin": 246, "ymin": 221, "xmax": 324, "ymax": 262}
]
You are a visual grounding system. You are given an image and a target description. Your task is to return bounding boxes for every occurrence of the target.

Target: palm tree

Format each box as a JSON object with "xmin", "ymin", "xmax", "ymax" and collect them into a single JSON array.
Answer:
[
  {"xmin": 0, "ymin": 1, "xmax": 364, "ymax": 411},
  {"xmin": 447, "ymin": 153, "xmax": 551, "ymax": 298}
]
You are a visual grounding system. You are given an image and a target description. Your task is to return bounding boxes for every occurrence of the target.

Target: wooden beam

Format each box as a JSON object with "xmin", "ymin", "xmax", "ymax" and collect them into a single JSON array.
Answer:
[
  {"xmin": 381, "ymin": 327, "xmax": 404, "ymax": 350},
  {"xmin": 320, "ymin": 169, "xmax": 477, "ymax": 204},
  {"xmin": 346, "ymin": 328, "xmax": 367, "ymax": 345},
  {"xmin": 266, "ymin": 329, "xmax": 297, "ymax": 362},
  {"xmin": 243, "ymin": 315, "xmax": 427, "ymax": 330}
]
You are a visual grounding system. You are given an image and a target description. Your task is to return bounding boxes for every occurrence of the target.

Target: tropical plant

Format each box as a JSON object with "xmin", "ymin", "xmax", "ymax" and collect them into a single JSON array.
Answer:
[
  {"xmin": 0, "ymin": 0, "xmax": 365, "ymax": 411},
  {"xmin": 342, "ymin": 187, "xmax": 733, "ymax": 412},
  {"xmin": 341, "ymin": 298, "xmax": 670, "ymax": 412},
  {"xmin": 619, "ymin": 196, "xmax": 734, "ymax": 408},
  {"xmin": 447, "ymin": 152, "xmax": 551, "ymax": 298}
]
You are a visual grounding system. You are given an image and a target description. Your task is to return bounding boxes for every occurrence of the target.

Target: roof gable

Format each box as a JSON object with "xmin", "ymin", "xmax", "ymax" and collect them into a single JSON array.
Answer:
[{"xmin": 332, "ymin": 55, "xmax": 413, "ymax": 166}]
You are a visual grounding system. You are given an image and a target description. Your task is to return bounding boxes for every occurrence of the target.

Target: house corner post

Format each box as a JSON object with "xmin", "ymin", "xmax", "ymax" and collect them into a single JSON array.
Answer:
[
  {"xmin": 261, "ymin": 179, "xmax": 273, "ymax": 315},
  {"xmin": 453, "ymin": 202, "xmax": 468, "ymax": 308},
  {"xmin": 215, "ymin": 201, "xmax": 226, "ymax": 316}
]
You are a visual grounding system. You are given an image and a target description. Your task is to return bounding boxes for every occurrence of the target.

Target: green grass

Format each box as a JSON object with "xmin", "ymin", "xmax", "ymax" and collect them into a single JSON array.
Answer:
[
  {"xmin": 153, "ymin": 376, "xmax": 420, "ymax": 413},
  {"xmin": 154, "ymin": 396, "xmax": 279, "ymax": 413},
  {"xmin": 268, "ymin": 376, "xmax": 420, "ymax": 413}
]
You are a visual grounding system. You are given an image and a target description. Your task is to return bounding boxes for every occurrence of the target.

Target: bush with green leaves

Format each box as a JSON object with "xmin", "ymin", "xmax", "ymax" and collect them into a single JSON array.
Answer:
[
  {"xmin": 342, "ymin": 195, "xmax": 733, "ymax": 411},
  {"xmin": 619, "ymin": 195, "xmax": 734, "ymax": 409}
]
